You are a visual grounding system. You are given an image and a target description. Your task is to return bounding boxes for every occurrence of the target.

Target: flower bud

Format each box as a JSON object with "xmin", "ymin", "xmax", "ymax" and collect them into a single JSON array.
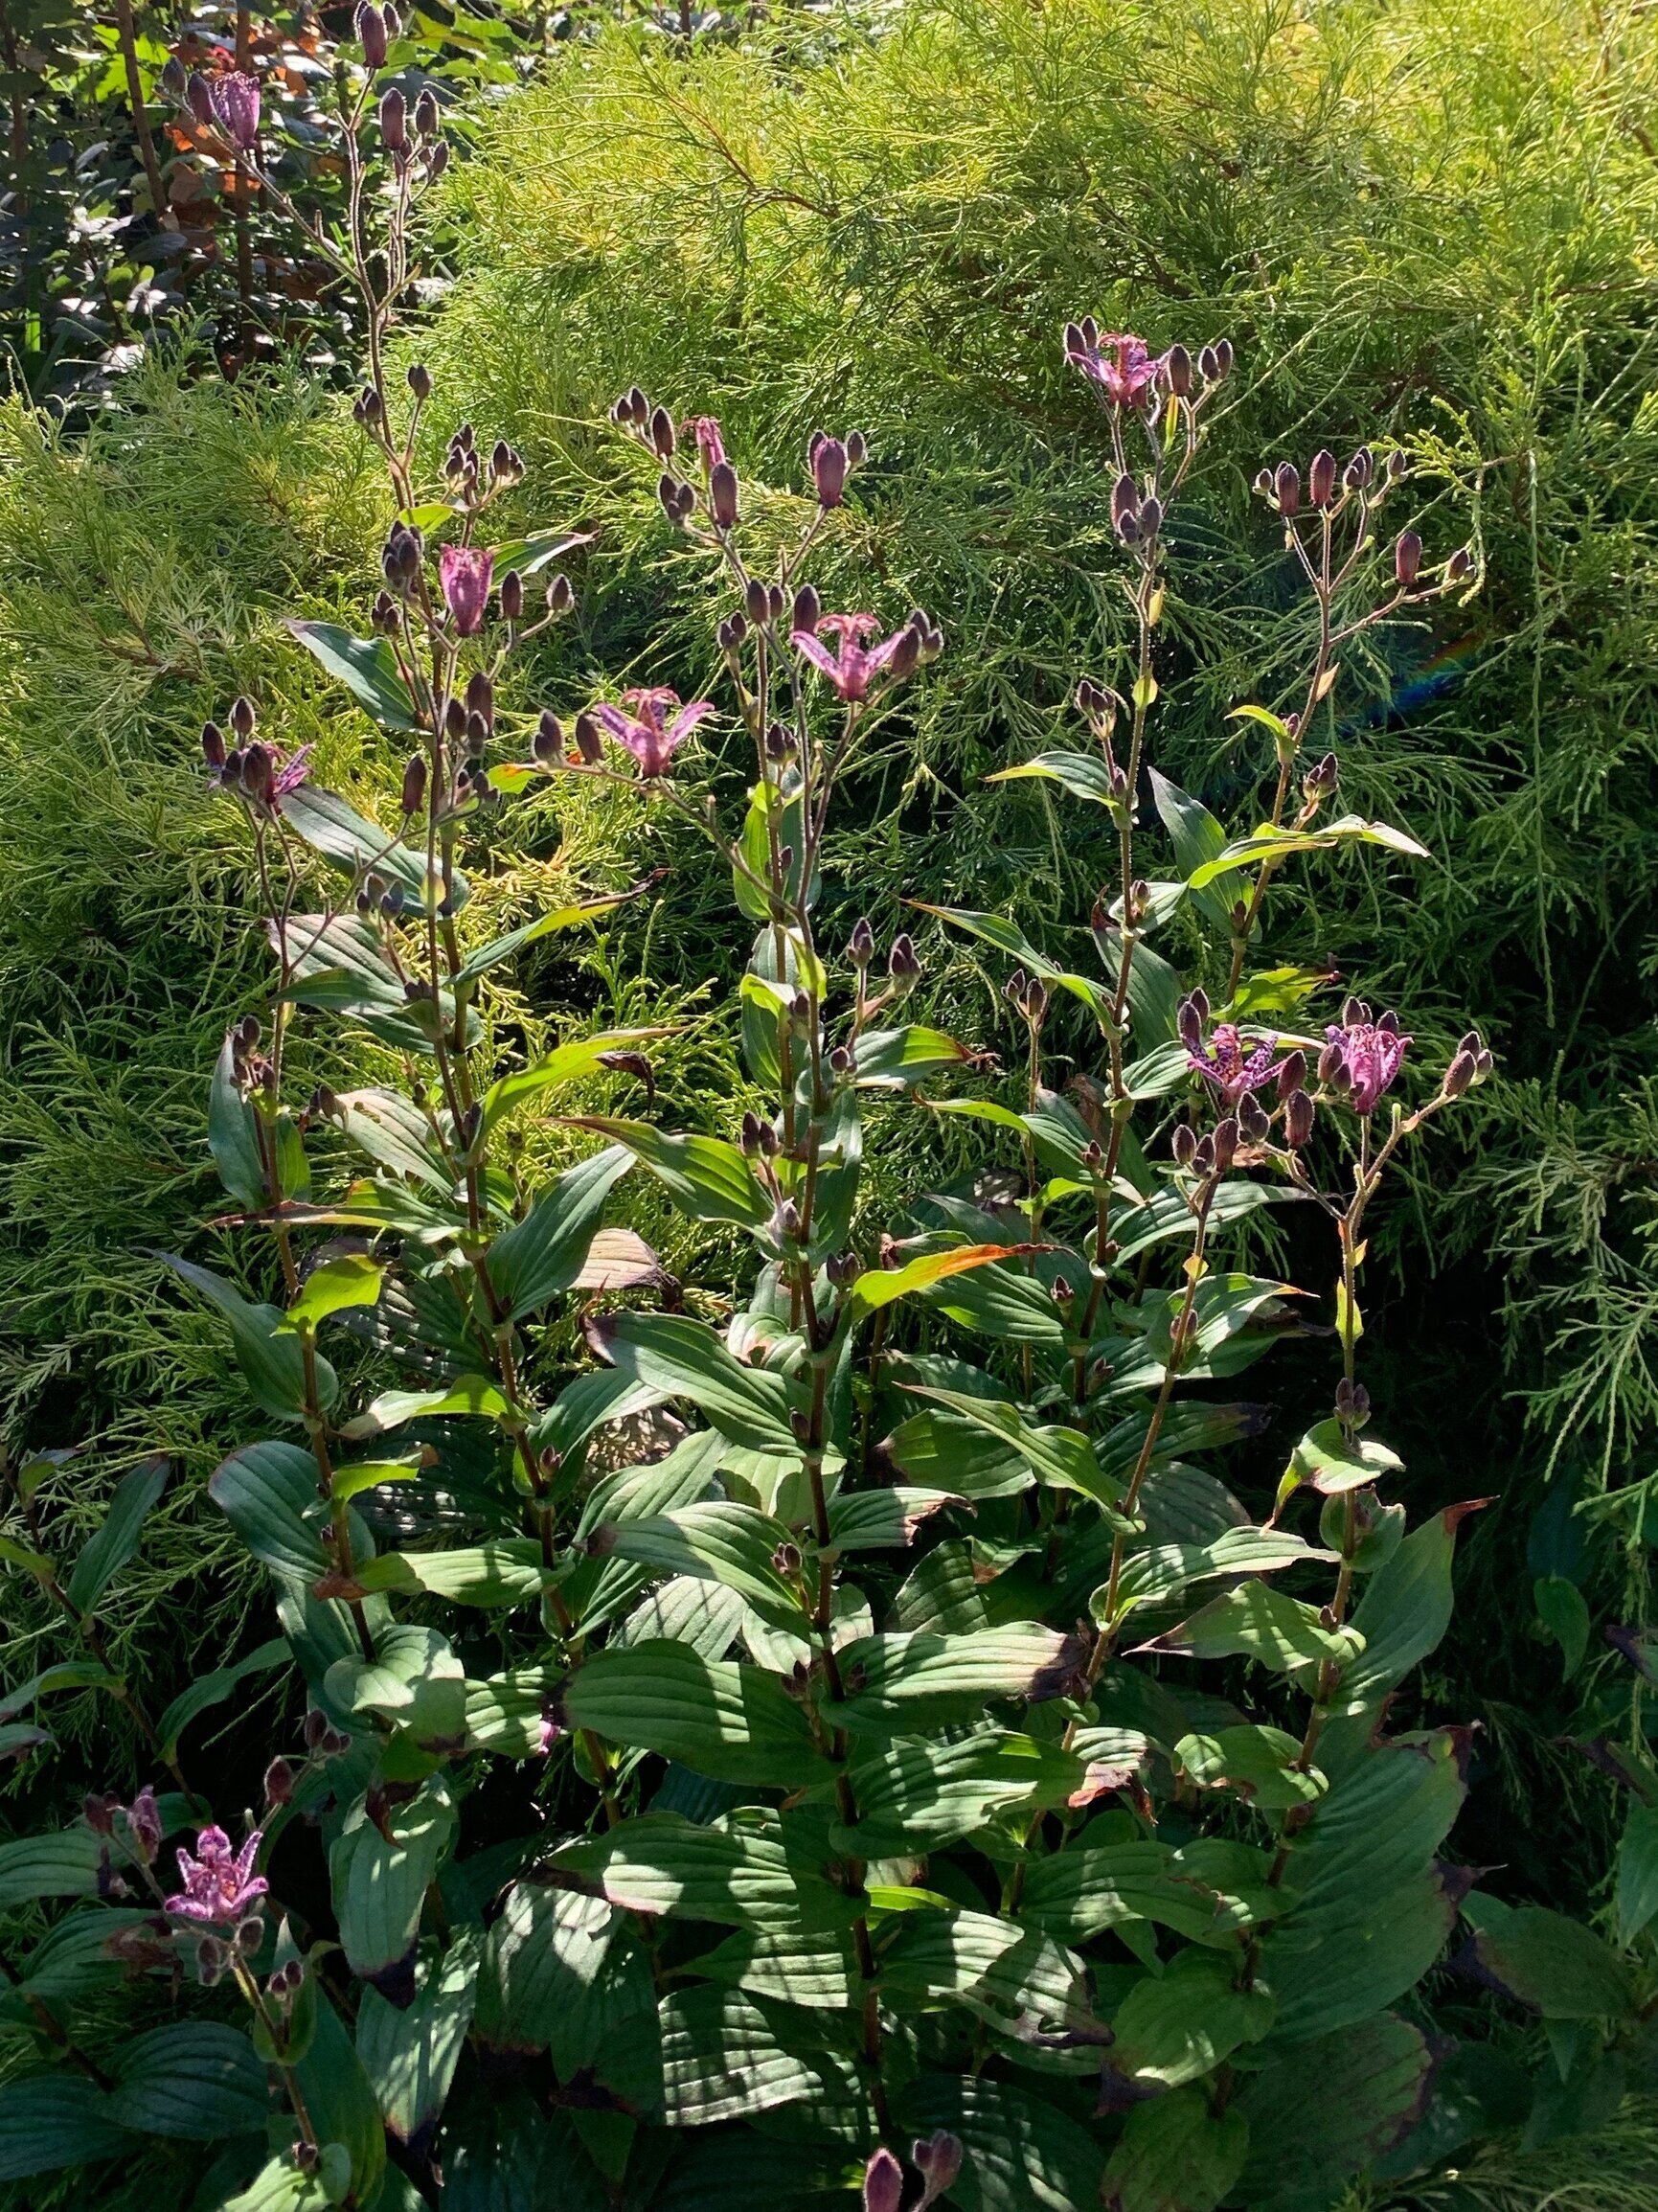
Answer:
[
  {"xmin": 546, "ymin": 573, "xmax": 574, "ymax": 616},
  {"xmin": 914, "ymin": 2132, "xmax": 964, "ymax": 2205},
  {"xmin": 187, "ymin": 72, "xmax": 214, "ymax": 124},
  {"xmin": 499, "ymin": 569, "xmax": 524, "ymax": 621},
  {"xmin": 1387, "ymin": 448, "xmax": 1407, "ymax": 481},
  {"xmin": 649, "ymin": 405, "xmax": 676, "ymax": 460},
  {"xmin": 466, "ymin": 669, "xmax": 492, "ymax": 722},
  {"xmin": 863, "ymin": 2150, "xmax": 904, "ymax": 2212},
  {"xmin": 1238, "ymin": 1093, "xmax": 1269, "ymax": 1143},
  {"xmin": 400, "ymin": 754, "xmax": 426, "ymax": 815},
  {"xmin": 83, "ymin": 1792, "xmax": 118, "ymax": 1835},
  {"xmin": 406, "ymin": 363, "xmax": 431, "ymax": 405},
  {"xmin": 1213, "ymin": 337, "xmax": 1233, "ymax": 376},
  {"xmin": 848, "ymin": 915, "xmax": 874, "ymax": 968},
  {"xmin": 1137, "ymin": 494, "xmax": 1163, "ymax": 541},
  {"xmin": 1395, "ymin": 530, "xmax": 1422, "ymax": 587},
  {"xmin": 1274, "ymin": 461, "xmax": 1301, "ymax": 517},
  {"xmin": 1443, "ymin": 1050, "xmax": 1476, "ymax": 1098},
  {"xmin": 196, "ymin": 1936, "xmax": 227, "ymax": 1988},
  {"xmin": 829, "ymin": 1043, "xmax": 852, "ymax": 1077},
  {"xmin": 531, "ymin": 711, "xmax": 561, "ymax": 764},
  {"xmin": 743, "ymin": 576, "xmax": 770, "ymax": 626},
  {"xmin": 575, "ymin": 710, "xmax": 603, "ymax": 764},
  {"xmin": 1318, "ymin": 1038, "xmax": 1348, "ymax": 1087},
  {"xmin": 826, "ymin": 1247, "xmax": 862, "ymax": 1286},
  {"xmin": 809, "ymin": 432, "xmax": 848, "ymax": 508},
  {"xmin": 1177, "ymin": 992, "xmax": 1207, "ymax": 1052},
  {"xmin": 739, "ymin": 1110, "xmax": 763, "ymax": 1155},
  {"xmin": 886, "ymin": 624, "xmax": 921, "ymax": 682},
  {"xmin": 355, "ymin": 0, "xmax": 388, "ymax": 64},
  {"xmin": 788, "ymin": 582, "xmax": 821, "ymax": 637},
  {"xmin": 201, "ymin": 719, "xmax": 226, "ymax": 770},
  {"xmin": 1308, "ymin": 449, "xmax": 1336, "ymax": 508},
  {"xmin": 414, "ymin": 86, "xmax": 440, "ymax": 139},
  {"xmin": 1171, "ymin": 1122, "xmax": 1197, "ymax": 1169},
  {"xmin": 1285, "ymin": 1087, "xmax": 1315, "ymax": 1148},
  {"xmin": 847, "ymin": 430, "xmax": 868, "ymax": 467},
  {"xmin": 263, "ymin": 1755, "xmax": 295, "ymax": 1808},
  {"xmin": 1305, "ymin": 751, "xmax": 1339, "ymax": 797},
  {"xmin": 1252, "ymin": 467, "xmax": 1274, "ymax": 497},
  {"xmin": 1446, "ymin": 546, "xmax": 1474, "ymax": 582},
  {"xmin": 426, "ymin": 138, "xmax": 449, "ymax": 178},
  {"xmin": 1212, "ymin": 1115, "xmax": 1238, "ymax": 1174},
  {"xmin": 1197, "ymin": 344, "xmax": 1218, "ymax": 381},
  {"xmin": 379, "ymin": 85, "xmax": 406, "ymax": 150},
  {"xmin": 230, "ymin": 695, "xmax": 257, "ymax": 740},
  {"xmin": 466, "ymin": 710, "xmax": 488, "ymax": 752},
  {"xmin": 1164, "ymin": 342, "xmax": 1192, "ymax": 397},
  {"xmin": 709, "ymin": 460, "xmax": 740, "ymax": 530}
]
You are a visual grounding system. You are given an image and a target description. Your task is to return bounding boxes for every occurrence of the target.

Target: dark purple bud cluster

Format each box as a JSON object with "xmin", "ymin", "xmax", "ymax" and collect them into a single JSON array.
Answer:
[
  {"xmin": 355, "ymin": 2, "xmax": 398, "ymax": 69},
  {"xmin": 888, "ymin": 933, "xmax": 922, "ymax": 1000},
  {"xmin": 382, "ymin": 517, "xmax": 422, "ymax": 593},
  {"xmin": 806, "ymin": 427, "xmax": 868, "ymax": 509},
  {"xmin": 1442, "ymin": 1028, "xmax": 1493, "ymax": 1097}
]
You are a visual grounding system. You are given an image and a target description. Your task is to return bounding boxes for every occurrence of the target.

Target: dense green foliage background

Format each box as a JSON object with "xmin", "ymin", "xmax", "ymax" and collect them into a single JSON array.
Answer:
[{"xmin": 3, "ymin": 0, "xmax": 1658, "ymax": 2199}]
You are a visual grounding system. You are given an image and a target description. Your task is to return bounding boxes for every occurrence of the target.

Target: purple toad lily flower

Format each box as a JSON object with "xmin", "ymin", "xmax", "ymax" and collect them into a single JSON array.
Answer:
[
  {"xmin": 1181, "ymin": 994, "xmax": 1286, "ymax": 1106},
  {"xmin": 792, "ymin": 612, "xmax": 915, "ymax": 702},
  {"xmin": 1064, "ymin": 326, "xmax": 1160, "ymax": 408},
  {"xmin": 210, "ymin": 70, "xmax": 261, "ymax": 152},
  {"xmin": 685, "ymin": 416, "xmax": 726, "ymax": 473},
  {"xmin": 439, "ymin": 544, "xmax": 493, "ymax": 636},
  {"xmin": 592, "ymin": 686, "xmax": 715, "ymax": 776},
  {"xmin": 1323, "ymin": 1006, "xmax": 1411, "ymax": 1115},
  {"xmin": 165, "ymin": 1824, "xmax": 267, "ymax": 1927}
]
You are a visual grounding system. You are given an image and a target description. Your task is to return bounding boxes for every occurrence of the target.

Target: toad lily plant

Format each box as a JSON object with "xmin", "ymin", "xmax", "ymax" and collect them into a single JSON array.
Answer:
[{"xmin": 4, "ymin": 22, "xmax": 1642, "ymax": 2212}]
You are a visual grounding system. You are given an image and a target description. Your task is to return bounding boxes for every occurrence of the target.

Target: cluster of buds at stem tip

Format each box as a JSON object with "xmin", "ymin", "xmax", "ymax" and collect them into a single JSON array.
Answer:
[
  {"xmin": 1005, "ymin": 967, "xmax": 1050, "ymax": 1025},
  {"xmin": 354, "ymin": 1, "xmax": 401, "ymax": 70},
  {"xmin": 1442, "ymin": 1028, "xmax": 1494, "ymax": 1098},
  {"xmin": 202, "ymin": 697, "xmax": 311, "ymax": 816},
  {"xmin": 863, "ymin": 2133, "xmax": 964, "ymax": 2212},
  {"xmin": 888, "ymin": 932, "xmax": 922, "ymax": 1000},
  {"xmin": 1334, "ymin": 1376, "xmax": 1373, "ymax": 1426},
  {"xmin": 806, "ymin": 427, "xmax": 868, "ymax": 509},
  {"xmin": 172, "ymin": 65, "xmax": 261, "ymax": 154},
  {"xmin": 1062, "ymin": 320, "xmax": 1232, "ymax": 412},
  {"xmin": 375, "ymin": 73, "xmax": 447, "ymax": 179}
]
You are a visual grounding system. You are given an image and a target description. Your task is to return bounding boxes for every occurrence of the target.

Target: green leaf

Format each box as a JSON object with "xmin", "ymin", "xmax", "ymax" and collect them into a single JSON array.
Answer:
[
  {"xmin": 0, "ymin": 1909, "xmax": 158, "ymax": 2019},
  {"xmin": 1186, "ymin": 813, "xmax": 1430, "ymax": 891},
  {"xmin": 552, "ymin": 1809, "xmax": 857, "ymax": 1933},
  {"xmin": 1473, "ymin": 1906, "xmax": 1637, "ymax": 2019},
  {"xmin": 289, "ymin": 1994, "xmax": 386, "ymax": 2205},
  {"xmin": 852, "ymin": 1024, "xmax": 974, "ymax": 1087},
  {"xmin": 210, "ymin": 1030, "xmax": 268, "ymax": 1209},
  {"xmin": 482, "ymin": 1029, "xmax": 673, "ymax": 1131},
  {"xmin": 223, "ymin": 2150, "xmax": 350, "ymax": 2212},
  {"xmin": 885, "ymin": 1402, "xmax": 1032, "ymax": 1501},
  {"xmin": 1175, "ymin": 1725, "xmax": 1328, "ymax": 1812},
  {"xmin": 0, "ymin": 1827, "xmax": 110, "ymax": 1910},
  {"xmin": 327, "ymin": 1626, "xmax": 467, "ymax": 1751},
  {"xmin": 1333, "ymin": 1501, "xmax": 1487, "ymax": 1720},
  {"xmin": 279, "ymin": 1254, "xmax": 385, "ymax": 1334},
  {"xmin": 108, "ymin": 2022, "xmax": 269, "ymax": 2140},
  {"xmin": 1149, "ymin": 766, "xmax": 1232, "ymax": 928},
  {"xmin": 587, "ymin": 1311, "xmax": 797, "ymax": 1454},
  {"xmin": 1020, "ymin": 1838, "xmax": 1269, "ymax": 1948},
  {"xmin": 879, "ymin": 1904, "xmax": 1085, "ymax": 2023},
  {"xmin": 279, "ymin": 790, "xmax": 446, "ymax": 916},
  {"xmin": 0, "ymin": 2074, "xmax": 132, "ymax": 2178},
  {"xmin": 988, "ymin": 747, "xmax": 1119, "ymax": 803},
  {"xmin": 486, "ymin": 1146, "xmax": 632, "ymax": 1319},
  {"xmin": 211, "ymin": 1440, "xmax": 331, "ymax": 1580},
  {"xmin": 1235, "ymin": 2016, "xmax": 1430, "ymax": 2211},
  {"xmin": 156, "ymin": 1638, "xmax": 289, "ymax": 1763},
  {"xmin": 0, "ymin": 1660, "xmax": 124, "ymax": 1723},
  {"xmin": 826, "ymin": 1624, "xmax": 1085, "ymax": 1734},
  {"xmin": 851, "ymin": 1243, "xmax": 1034, "ymax": 1318},
  {"xmin": 1103, "ymin": 2084, "xmax": 1249, "ymax": 2212},
  {"xmin": 1283, "ymin": 1417, "xmax": 1404, "ymax": 1497},
  {"xmin": 909, "ymin": 901, "xmax": 1119, "ymax": 1033},
  {"xmin": 1136, "ymin": 1582, "xmax": 1363, "ymax": 1673},
  {"xmin": 329, "ymin": 1459, "xmax": 422, "ymax": 1506},
  {"xmin": 898, "ymin": 2076, "xmax": 1105, "ymax": 2212},
  {"xmin": 593, "ymin": 1500, "xmax": 805, "ymax": 1626},
  {"xmin": 558, "ymin": 1642, "xmax": 834, "ymax": 1787},
  {"xmin": 840, "ymin": 1728, "xmax": 1083, "ymax": 1855},
  {"xmin": 65, "ymin": 1455, "xmax": 168, "ymax": 1613},
  {"xmin": 286, "ymin": 618, "xmax": 419, "ymax": 731},
  {"xmin": 901, "ymin": 1384, "xmax": 1125, "ymax": 1516},
  {"xmin": 1107, "ymin": 1946, "xmax": 1276, "ymax": 2089},
  {"xmin": 733, "ymin": 774, "xmax": 813, "ymax": 922},
  {"xmin": 559, "ymin": 1118, "xmax": 770, "ymax": 1231},
  {"xmin": 659, "ymin": 1984, "xmax": 855, "ymax": 2125},
  {"xmin": 331, "ymin": 1780, "xmax": 456, "ymax": 1984},
  {"xmin": 1534, "ymin": 1573, "xmax": 1591, "ymax": 1680},
  {"xmin": 1617, "ymin": 1801, "xmax": 1658, "ymax": 1947},
  {"xmin": 160, "ymin": 1253, "xmax": 331, "ymax": 1423},
  {"xmin": 454, "ymin": 894, "xmax": 643, "ymax": 985}
]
